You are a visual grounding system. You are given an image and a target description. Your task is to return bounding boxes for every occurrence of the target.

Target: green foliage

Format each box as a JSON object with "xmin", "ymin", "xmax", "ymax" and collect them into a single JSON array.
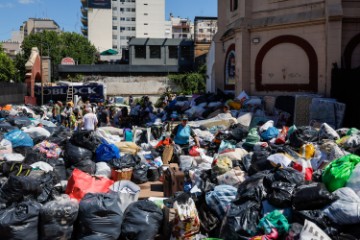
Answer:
[
  {"xmin": 168, "ymin": 65, "xmax": 207, "ymax": 95},
  {"xmin": 21, "ymin": 31, "xmax": 98, "ymax": 66},
  {"xmin": 67, "ymin": 74, "xmax": 83, "ymax": 82},
  {"xmin": 14, "ymin": 53, "xmax": 27, "ymax": 82},
  {"xmin": 0, "ymin": 46, "xmax": 16, "ymax": 82}
]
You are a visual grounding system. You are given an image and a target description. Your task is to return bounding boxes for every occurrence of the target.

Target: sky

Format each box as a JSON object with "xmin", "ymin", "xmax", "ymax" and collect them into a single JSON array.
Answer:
[{"xmin": 0, "ymin": 0, "xmax": 217, "ymax": 41}]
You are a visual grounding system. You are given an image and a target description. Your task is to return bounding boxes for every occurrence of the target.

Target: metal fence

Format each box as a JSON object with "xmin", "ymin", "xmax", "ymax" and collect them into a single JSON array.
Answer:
[{"xmin": 0, "ymin": 82, "xmax": 27, "ymax": 106}]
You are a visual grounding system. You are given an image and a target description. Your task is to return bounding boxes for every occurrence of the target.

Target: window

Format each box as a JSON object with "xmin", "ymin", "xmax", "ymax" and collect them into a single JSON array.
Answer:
[
  {"xmin": 126, "ymin": 8, "xmax": 131, "ymax": 11},
  {"xmin": 120, "ymin": 17, "xmax": 125, "ymax": 21},
  {"xmin": 132, "ymin": 27, "xmax": 136, "ymax": 31},
  {"xmin": 113, "ymin": 45, "xmax": 118, "ymax": 49},
  {"xmin": 144, "ymin": 23, "xmax": 148, "ymax": 25},
  {"xmin": 144, "ymin": 3, "xmax": 148, "ymax": 5},
  {"xmin": 135, "ymin": 46, "xmax": 146, "ymax": 58},
  {"xmin": 131, "ymin": 8, "xmax": 135, "ymax": 12},
  {"xmin": 144, "ymin": 13, "xmax": 148, "ymax": 16},
  {"xmin": 120, "ymin": 8, "xmax": 124, "ymax": 11},
  {"xmin": 225, "ymin": 49, "xmax": 236, "ymax": 85},
  {"xmin": 112, "ymin": 7, "xmax": 117, "ymax": 10},
  {"xmin": 112, "ymin": 26, "xmax": 117, "ymax": 30},
  {"xmin": 131, "ymin": 17, "xmax": 136, "ymax": 21},
  {"xmin": 150, "ymin": 46, "xmax": 161, "ymax": 58},
  {"xmin": 120, "ymin": 36, "xmax": 126, "ymax": 39},
  {"xmin": 230, "ymin": 0, "xmax": 238, "ymax": 11},
  {"xmin": 181, "ymin": 46, "xmax": 192, "ymax": 61},
  {"xmin": 144, "ymin": 33, "xmax": 148, "ymax": 35},
  {"xmin": 169, "ymin": 46, "xmax": 178, "ymax": 59},
  {"xmin": 112, "ymin": 35, "xmax": 117, "ymax": 39},
  {"xmin": 120, "ymin": 27, "xmax": 125, "ymax": 31}
]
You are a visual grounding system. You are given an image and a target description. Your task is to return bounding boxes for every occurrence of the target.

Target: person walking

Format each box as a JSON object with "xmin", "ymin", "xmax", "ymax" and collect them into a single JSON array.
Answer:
[{"xmin": 82, "ymin": 108, "xmax": 98, "ymax": 131}]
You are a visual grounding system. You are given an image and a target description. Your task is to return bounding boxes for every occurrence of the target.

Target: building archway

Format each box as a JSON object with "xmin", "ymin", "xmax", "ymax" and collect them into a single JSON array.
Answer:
[
  {"xmin": 24, "ymin": 47, "xmax": 42, "ymax": 104},
  {"xmin": 224, "ymin": 44, "xmax": 236, "ymax": 90},
  {"xmin": 344, "ymin": 33, "xmax": 360, "ymax": 69},
  {"xmin": 255, "ymin": 35, "xmax": 318, "ymax": 92}
]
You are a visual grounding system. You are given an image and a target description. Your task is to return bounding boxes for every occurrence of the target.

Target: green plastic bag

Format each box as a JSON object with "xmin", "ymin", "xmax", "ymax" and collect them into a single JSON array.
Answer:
[
  {"xmin": 346, "ymin": 128, "xmax": 359, "ymax": 136},
  {"xmin": 243, "ymin": 128, "xmax": 260, "ymax": 150},
  {"xmin": 257, "ymin": 210, "xmax": 289, "ymax": 235},
  {"xmin": 322, "ymin": 154, "xmax": 360, "ymax": 192}
]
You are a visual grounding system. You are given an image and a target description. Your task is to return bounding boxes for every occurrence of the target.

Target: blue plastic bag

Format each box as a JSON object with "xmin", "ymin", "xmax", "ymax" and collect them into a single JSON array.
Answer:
[
  {"xmin": 95, "ymin": 141, "xmax": 120, "ymax": 162},
  {"xmin": 4, "ymin": 129, "xmax": 34, "ymax": 148},
  {"xmin": 260, "ymin": 127, "xmax": 279, "ymax": 141}
]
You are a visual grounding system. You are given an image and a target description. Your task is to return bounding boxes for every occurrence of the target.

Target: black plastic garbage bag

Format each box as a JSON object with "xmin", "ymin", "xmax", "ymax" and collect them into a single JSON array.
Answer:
[
  {"xmin": 264, "ymin": 167, "xmax": 305, "ymax": 188},
  {"xmin": 7, "ymin": 116, "xmax": 32, "ymax": 128},
  {"xmin": 236, "ymin": 171, "xmax": 269, "ymax": 203},
  {"xmin": 292, "ymin": 210, "xmax": 339, "ymax": 237},
  {"xmin": 46, "ymin": 158, "xmax": 67, "ymax": 182},
  {"xmin": 40, "ymin": 195, "xmax": 79, "ymax": 240},
  {"xmin": 267, "ymin": 181, "xmax": 296, "ymax": 208},
  {"xmin": 292, "ymin": 182, "xmax": 338, "ymax": 210},
  {"xmin": 75, "ymin": 192, "xmax": 123, "ymax": 240},
  {"xmin": 34, "ymin": 172, "xmax": 59, "ymax": 203},
  {"xmin": 248, "ymin": 149, "xmax": 273, "ymax": 176},
  {"xmin": 64, "ymin": 142, "xmax": 95, "ymax": 175},
  {"xmin": 121, "ymin": 200, "xmax": 163, "ymax": 240},
  {"xmin": 229, "ymin": 124, "xmax": 249, "ymax": 141},
  {"xmin": 70, "ymin": 130, "xmax": 101, "ymax": 152},
  {"xmin": 0, "ymin": 121, "xmax": 17, "ymax": 133},
  {"xmin": 23, "ymin": 149, "xmax": 48, "ymax": 165},
  {"xmin": 220, "ymin": 200, "xmax": 261, "ymax": 240},
  {"xmin": 289, "ymin": 126, "xmax": 319, "ymax": 149},
  {"xmin": 131, "ymin": 164, "xmax": 149, "ymax": 184},
  {"xmin": 0, "ymin": 175, "xmax": 42, "ymax": 204},
  {"xmin": 0, "ymin": 200, "xmax": 42, "ymax": 240},
  {"xmin": 111, "ymin": 154, "xmax": 140, "ymax": 170},
  {"xmin": 195, "ymin": 196, "xmax": 220, "ymax": 235},
  {"xmin": 47, "ymin": 126, "xmax": 71, "ymax": 146}
]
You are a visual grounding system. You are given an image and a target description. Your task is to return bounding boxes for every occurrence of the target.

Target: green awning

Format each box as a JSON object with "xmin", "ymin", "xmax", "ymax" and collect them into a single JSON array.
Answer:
[{"xmin": 100, "ymin": 49, "xmax": 118, "ymax": 55}]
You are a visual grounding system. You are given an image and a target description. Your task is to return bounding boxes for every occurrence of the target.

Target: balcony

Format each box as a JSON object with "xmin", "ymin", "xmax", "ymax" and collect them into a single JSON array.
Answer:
[
  {"xmin": 81, "ymin": 16, "xmax": 88, "ymax": 26},
  {"xmin": 81, "ymin": 26, "xmax": 88, "ymax": 36},
  {"xmin": 81, "ymin": 6, "xmax": 88, "ymax": 16}
]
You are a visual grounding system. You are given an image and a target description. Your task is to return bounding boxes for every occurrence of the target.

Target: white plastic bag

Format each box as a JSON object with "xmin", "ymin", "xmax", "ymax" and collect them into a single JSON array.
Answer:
[
  {"xmin": 95, "ymin": 162, "xmax": 112, "ymax": 178},
  {"xmin": 346, "ymin": 164, "xmax": 360, "ymax": 197},
  {"xmin": 179, "ymin": 155, "xmax": 196, "ymax": 170}
]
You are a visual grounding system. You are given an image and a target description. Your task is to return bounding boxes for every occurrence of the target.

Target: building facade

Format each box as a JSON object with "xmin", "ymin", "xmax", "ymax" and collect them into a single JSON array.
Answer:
[
  {"xmin": 194, "ymin": 16, "xmax": 218, "ymax": 63},
  {"xmin": 2, "ymin": 18, "xmax": 60, "ymax": 59},
  {"xmin": 214, "ymin": 0, "xmax": 360, "ymax": 97},
  {"xmin": 81, "ymin": 0, "xmax": 167, "ymax": 58},
  {"xmin": 170, "ymin": 15, "xmax": 194, "ymax": 40}
]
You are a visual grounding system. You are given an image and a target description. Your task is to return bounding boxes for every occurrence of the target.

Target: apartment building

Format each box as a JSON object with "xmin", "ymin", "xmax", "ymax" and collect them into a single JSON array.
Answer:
[
  {"xmin": 81, "ymin": 0, "xmax": 167, "ymax": 58},
  {"xmin": 194, "ymin": 16, "xmax": 217, "ymax": 62},
  {"xmin": 170, "ymin": 15, "xmax": 194, "ymax": 40},
  {"xmin": 1, "ymin": 18, "xmax": 60, "ymax": 59}
]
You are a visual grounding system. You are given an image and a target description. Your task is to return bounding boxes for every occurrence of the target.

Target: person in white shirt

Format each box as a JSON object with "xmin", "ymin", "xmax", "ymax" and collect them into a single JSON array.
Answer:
[{"xmin": 82, "ymin": 108, "xmax": 98, "ymax": 131}]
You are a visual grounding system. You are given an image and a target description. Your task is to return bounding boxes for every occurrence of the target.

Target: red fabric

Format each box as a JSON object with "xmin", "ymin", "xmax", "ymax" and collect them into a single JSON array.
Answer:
[
  {"xmin": 275, "ymin": 126, "xmax": 288, "ymax": 144},
  {"xmin": 65, "ymin": 168, "xmax": 114, "ymax": 202},
  {"xmin": 292, "ymin": 162, "xmax": 313, "ymax": 181},
  {"xmin": 189, "ymin": 146, "xmax": 200, "ymax": 157}
]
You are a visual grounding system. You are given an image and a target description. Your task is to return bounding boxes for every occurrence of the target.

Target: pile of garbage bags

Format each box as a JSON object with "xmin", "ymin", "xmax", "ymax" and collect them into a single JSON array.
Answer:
[{"xmin": 0, "ymin": 95, "xmax": 360, "ymax": 240}]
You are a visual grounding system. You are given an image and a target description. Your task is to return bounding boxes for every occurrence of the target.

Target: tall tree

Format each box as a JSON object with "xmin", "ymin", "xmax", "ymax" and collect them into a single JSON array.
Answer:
[
  {"xmin": 21, "ymin": 31, "xmax": 98, "ymax": 65},
  {"xmin": 0, "ymin": 44, "xmax": 16, "ymax": 82}
]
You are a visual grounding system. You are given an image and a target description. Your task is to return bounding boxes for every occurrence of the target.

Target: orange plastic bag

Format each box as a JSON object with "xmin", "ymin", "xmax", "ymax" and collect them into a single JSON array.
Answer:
[{"xmin": 66, "ymin": 168, "xmax": 114, "ymax": 202}]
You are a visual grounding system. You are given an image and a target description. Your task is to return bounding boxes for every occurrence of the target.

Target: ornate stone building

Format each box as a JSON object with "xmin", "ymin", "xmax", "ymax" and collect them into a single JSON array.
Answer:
[{"xmin": 213, "ymin": 0, "xmax": 360, "ymax": 97}]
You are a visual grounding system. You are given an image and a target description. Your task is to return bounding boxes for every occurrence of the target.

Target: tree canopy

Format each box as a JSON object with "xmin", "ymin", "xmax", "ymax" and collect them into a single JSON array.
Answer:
[
  {"xmin": 0, "ymin": 44, "xmax": 16, "ymax": 82},
  {"xmin": 21, "ymin": 31, "xmax": 98, "ymax": 65}
]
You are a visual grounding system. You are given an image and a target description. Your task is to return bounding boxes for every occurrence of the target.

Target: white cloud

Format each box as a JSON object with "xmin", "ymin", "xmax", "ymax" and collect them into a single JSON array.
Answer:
[
  {"xmin": 0, "ymin": 3, "xmax": 14, "ymax": 8},
  {"xmin": 18, "ymin": 0, "xmax": 35, "ymax": 4}
]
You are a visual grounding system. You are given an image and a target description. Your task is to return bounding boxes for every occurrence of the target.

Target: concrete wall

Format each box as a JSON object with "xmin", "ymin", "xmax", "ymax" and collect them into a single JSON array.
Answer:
[
  {"xmin": 103, "ymin": 75, "xmax": 178, "ymax": 96},
  {"xmin": 0, "ymin": 83, "xmax": 27, "ymax": 105}
]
